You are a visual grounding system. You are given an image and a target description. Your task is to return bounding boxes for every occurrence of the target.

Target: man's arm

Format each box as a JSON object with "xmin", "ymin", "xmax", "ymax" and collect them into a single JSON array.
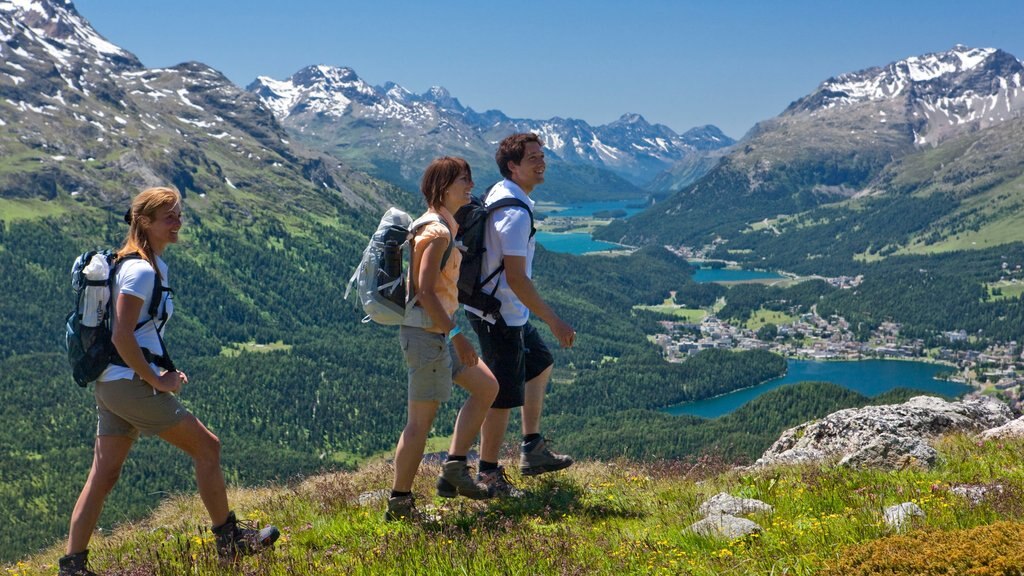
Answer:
[{"xmin": 504, "ymin": 255, "xmax": 575, "ymax": 348}]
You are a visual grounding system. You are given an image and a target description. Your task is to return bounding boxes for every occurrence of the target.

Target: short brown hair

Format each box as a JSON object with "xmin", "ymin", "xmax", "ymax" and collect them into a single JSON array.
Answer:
[
  {"xmin": 420, "ymin": 157, "xmax": 472, "ymax": 209},
  {"xmin": 495, "ymin": 133, "xmax": 543, "ymax": 179}
]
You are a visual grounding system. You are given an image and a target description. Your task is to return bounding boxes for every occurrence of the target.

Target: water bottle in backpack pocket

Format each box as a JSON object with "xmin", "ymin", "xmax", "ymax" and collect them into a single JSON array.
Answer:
[
  {"xmin": 66, "ymin": 250, "xmax": 118, "ymax": 387},
  {"xmin": 377, "ymin": 225, "xmax": 410, "ymax": 310},
  {"xmin": 79, "ymin": 253, "xmax": 111, "ymax": 327}
]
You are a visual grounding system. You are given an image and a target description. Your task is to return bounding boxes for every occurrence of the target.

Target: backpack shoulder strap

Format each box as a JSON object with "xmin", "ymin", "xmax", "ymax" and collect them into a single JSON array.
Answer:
[
  {"xmin": 407, "ymin": 214, "xmax": 455, "ymax": 306},
  {"xmin": 486, "ymin": 198, "xmax": 536, "ymax": 238},
  {"xmin": 113, "ymin": 253, "xmax": 170, "ymax": 329},
  {"xmin": 409, "ymin": 213, "xmax": 454, "ymax": 270}
]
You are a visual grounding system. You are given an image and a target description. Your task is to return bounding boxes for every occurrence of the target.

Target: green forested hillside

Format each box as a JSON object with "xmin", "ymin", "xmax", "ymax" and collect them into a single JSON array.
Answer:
[
  {"xmin": 2, "ymin": 192, "xmax": 997, "ymax": 561},
  {"xmin": 0, "ymin": 205, "xmax": 785, "ymax": 561}
]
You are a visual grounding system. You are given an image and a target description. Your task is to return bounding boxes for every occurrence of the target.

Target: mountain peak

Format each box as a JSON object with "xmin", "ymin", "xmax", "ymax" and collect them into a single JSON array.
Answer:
[
  {"xmin": 1, "ymin": 0, "xmax": 139, "ymax": 68},
  {"xmin": 784, "ymin": 45, "xmax": 1024, "ymax": 145},
  {"xmin": 292, "ymin": 64, "xmax": 361, "ymax": 87},
  {"xmin": 795, "ymin": 45, "xmax": 1018, "ymax": 110},
  {"xmin": 614, "ymin": 113, "xmax": 650, "ymax": 126},
  {"xmin": 422, "ymin": 85, "xmax": 465, "ymax": 111}
]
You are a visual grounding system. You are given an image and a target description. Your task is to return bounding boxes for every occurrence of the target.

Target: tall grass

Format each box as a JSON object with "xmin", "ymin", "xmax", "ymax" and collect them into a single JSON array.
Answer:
[{"xmin": 8, "ymin": 435, "xmax": 1024, "ymax": 575}]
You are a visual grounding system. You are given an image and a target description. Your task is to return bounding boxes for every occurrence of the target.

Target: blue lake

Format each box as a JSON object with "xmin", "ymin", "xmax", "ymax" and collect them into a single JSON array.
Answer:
[
  {"xmin": 664, "ymin": 359, "xmax": 971, "ymax": 419},
  {"xmin": 691, "ymin": 266, "xmax": 784, "ymax": 283},
  {"xmin": 535, "ymin": 199, "xmax": 641, "ymax": 254},
  {"xmin": 535, "ymin": 232, "xmax": 625, "ymax": 254}
]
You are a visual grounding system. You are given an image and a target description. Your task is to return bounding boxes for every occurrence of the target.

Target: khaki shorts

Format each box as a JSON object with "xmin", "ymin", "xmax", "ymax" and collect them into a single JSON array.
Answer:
[
  {"xmin": 399, "ymin": 325, "xmax": 465, "ymax": 402},
  {"xmin": 95, "ymin": 375, "xmax": 190, "ymax": 439}
]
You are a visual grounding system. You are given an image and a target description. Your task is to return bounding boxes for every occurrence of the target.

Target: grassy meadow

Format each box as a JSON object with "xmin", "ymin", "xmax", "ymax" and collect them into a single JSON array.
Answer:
[{"xmin": 7, "ymin": 434, "xmax": 1024, "ymax": 575}]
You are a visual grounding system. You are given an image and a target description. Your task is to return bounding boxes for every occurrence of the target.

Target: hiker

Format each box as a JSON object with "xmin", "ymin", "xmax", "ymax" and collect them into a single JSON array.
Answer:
[
  {"xmin": 466, "ymin": 133, "xmax": 576, "ymax": 496},
  {"xmin": 60, "ymin": 187, "xmax": 277, "ymax": 576},
  {"xmin": 386, "ymin": 157, "xmax": 500, "ymax": 521}
]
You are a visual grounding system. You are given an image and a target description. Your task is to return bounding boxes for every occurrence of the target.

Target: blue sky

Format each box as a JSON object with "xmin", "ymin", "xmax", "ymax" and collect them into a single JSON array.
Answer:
[{"xmin": 74, "ymin": 0, "xmax": 1024, "ymax": 139}]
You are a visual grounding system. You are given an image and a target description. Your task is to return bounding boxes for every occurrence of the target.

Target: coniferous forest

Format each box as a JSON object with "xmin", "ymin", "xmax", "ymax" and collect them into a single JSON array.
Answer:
[
  {"xmin": 0, "ymin": 209, "xmax": 788, "ymax": 560},
  {"xmin": 2, "ymin": 196, "xmax": 1014, "ymax": 560}
]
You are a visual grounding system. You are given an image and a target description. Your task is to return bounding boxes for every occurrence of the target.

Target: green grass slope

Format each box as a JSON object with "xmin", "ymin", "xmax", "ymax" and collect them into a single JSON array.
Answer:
[{"xmin": 7, "ymin": 433, "xmax": 1024, "ymax": 576}]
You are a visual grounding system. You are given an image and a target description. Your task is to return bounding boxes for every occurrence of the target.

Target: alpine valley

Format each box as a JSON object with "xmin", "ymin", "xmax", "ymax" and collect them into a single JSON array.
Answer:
[{"xmin": 3, "ymin": 0, "xmax": 1024, "ymax": 567}]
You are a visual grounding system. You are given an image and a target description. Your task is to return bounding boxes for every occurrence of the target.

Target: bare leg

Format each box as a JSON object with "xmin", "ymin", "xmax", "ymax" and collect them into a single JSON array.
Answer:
[
  {"xmin": 479, "ymin": 407, "xmax": 512, "ymax": 463},
  {"xmin": 521, "ymin": 364, "xmax": 552, "ymax": 437},
  {"xmin": 392, "ymin": 400, "xmax": 441, "ymax": 492},
  {"xmin": 67, "ymin": 435, "xmax": 134, "ymax": 554},
  {"xmin": 449, "ymin": 363, "xmax": 499, "ymax": 456},
  {"xmin": 158, "ymin": 414, "xmax": 229, "ymax": 525}
]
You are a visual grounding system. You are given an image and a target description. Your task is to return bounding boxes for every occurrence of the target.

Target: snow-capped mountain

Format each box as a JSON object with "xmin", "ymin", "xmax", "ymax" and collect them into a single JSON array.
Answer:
[
  {"xmin": 787, "ymin": 45, "xmax": 1024, "ymax": 146},
  {"xmin": 0, "ymin": 0, "xmax": 390, "ymax": 210},
  {"xmin": 599, "ymin": 45, "xmax": 1024, "ymax": 252},
  {"xmin": 248, "ymin": 65, "xmax": 734, "ymax": 188}
]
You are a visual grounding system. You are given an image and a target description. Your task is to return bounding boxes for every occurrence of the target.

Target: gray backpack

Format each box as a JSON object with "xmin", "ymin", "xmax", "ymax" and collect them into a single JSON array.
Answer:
[{"xmin": 345, "ymin": 208, "xmax": 452, "ymax": 326}]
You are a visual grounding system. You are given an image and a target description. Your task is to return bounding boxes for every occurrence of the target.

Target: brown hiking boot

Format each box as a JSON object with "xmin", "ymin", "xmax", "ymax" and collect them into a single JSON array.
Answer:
[
  {"xmin": 58, "ymin": 551, "xmax": 96, "ymax": 576},
  {"xmin": 384, "ymin": 493, "xmax": 438, "ymax": 522},
  {"xmin": 212, "ymin": 511, "xmax": 280, "ymax": 560},
  {"xmin": 478, "ymin": 465, "xmax": 524, "ymax": 498},
  {"xmin": 436, "ymin": 460, "xmax": 494, "ymax": 500},
  {"xmin": 520, "ymin": 436, "xmax": 574, "ymax": 476}
]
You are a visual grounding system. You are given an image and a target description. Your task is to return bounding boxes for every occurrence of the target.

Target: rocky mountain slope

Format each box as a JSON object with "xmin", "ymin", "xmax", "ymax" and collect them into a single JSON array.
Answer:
[
  {"xmin": 248, "ymin": 65, "xmax": 735, "ymax": 195},
  {"xmin": 0, "ymin": 0, "xmax": 406, "ymax": 217},
  {"xmin": 599, "ymin": 46, "xmax": 1024, "ymax": 259}
]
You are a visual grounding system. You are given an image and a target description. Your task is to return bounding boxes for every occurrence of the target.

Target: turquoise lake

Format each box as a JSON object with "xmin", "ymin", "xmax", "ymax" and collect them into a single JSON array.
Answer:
[
  {"xmin": 664, "ymin": 359, "xmax": 971, "ymax": 419},
  {"xmin": 535, "ymin": 232, "xmax": 625, "ymax": 254},
  {"xmin": 691, "ymin": 267, "xmax": 784, "ymax": 283},
  {"xmin": 534, "ymin": 200, "xmax": 639, "ymax": 254}
]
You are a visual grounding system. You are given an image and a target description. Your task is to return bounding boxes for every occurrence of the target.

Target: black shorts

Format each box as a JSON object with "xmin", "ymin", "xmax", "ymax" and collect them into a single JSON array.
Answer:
[{"xmin": 467, "ymin": 313, "xmax": 554, "ymax": 409}]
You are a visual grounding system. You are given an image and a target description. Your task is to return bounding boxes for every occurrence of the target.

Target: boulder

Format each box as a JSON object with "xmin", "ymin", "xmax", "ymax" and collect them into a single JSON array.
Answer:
[
  {"xmin": 883, "ymin": 502, "xmax": 925, "ymax": 532},
  {"xmin": 980, "ymin": 415, "xmax": 1024, "ymax": 440},
  {"xmin": 689, "ymin": 514, "xmax": 762, "ymax": 540},
  {"xmin": 754, "ymin": 396, "xmax": 1012, "ymax": 470},
  {"xmin": 699, "ymin": 493, "xmax": 773, "ymax": 517},
  {"xmin": 949, "ymin": 483, "xmax": 1004, "ymax": 506}
]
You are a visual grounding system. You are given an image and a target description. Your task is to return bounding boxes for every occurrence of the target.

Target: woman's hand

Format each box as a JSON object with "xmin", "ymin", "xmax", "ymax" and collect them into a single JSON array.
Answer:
[
  {"xmin": 152, "ymin": 370, "xmax": 187, "ymax": 394},
  {"xmin": 451, "ymin": 334, "xmax": 479, "ymax": 368}
]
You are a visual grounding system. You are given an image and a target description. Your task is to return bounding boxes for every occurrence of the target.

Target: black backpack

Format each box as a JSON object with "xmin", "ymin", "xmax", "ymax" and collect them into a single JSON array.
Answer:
[
  {"xmin": 65, "ymin": 250, "xmax": 174, "ymax": 387},
  {"xmin": 453, "ymin": 188, "xmax": 535, "ymax": 318}
]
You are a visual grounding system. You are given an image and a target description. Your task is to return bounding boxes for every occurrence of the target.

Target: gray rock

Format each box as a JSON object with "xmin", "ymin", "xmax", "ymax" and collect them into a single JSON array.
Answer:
[
  {"xmin": 699, "ymin": 493, "xmax": 773, "ymax": 517},
  {"xmin": 837, "ymin": 433, "xmax": 937, "ymax": 468},
  {"xmin": 355, "ymin": 489, "xmax": 389, "ymax": 507},
  {"xmin": 950, "ymin": 483, "xmax": 1004, "ymax": 505},
  {"xmin": 980, "ymin": 415, "xmax": 1024, "ymax": 440},
  {"xmin": 754, "ymin": 395, "xmax": 1012, "ymax": 470},
  {"xmin": 689, "ymin": 514, "xmax": 762, "ymax": 540},
  {"xmin": 883, "ymin": 502, "xmax": 925, "ymax": 532}
]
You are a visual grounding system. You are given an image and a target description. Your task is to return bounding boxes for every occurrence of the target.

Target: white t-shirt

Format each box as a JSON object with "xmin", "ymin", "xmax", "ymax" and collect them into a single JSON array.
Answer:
[
  {"xmin": 464, "ymin": 179, "xmax": 535, "ymax": 326},
  {"xmin": 98, "ymin": 256, "xmax": 173, "ymax": 382}
]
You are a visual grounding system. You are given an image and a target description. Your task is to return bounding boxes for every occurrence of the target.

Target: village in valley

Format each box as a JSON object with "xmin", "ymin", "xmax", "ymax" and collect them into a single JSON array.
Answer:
[{"xmin": 647, "ymin": 253, "xmax": 1024, "ymax": 411}]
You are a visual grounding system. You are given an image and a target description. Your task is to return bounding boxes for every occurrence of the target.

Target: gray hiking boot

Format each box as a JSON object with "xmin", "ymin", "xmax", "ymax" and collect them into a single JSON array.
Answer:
[
  {"xmin": 520, "ymin": 437, "xmax": 574, "ymax": 476},
  {"xmin": 212, "ymin": 511, "xmax": 280, "ymax": 560},
  {"xmin": 478, "ymin": 465, "xmax": 524, "ymax": 498},
  {"xmin": 436, "ymin": 460, "xmax": 494, "ymax": 500},
  {"xmin": 58, "ymin": 550, "xmax": 96, "ymax": 576}
]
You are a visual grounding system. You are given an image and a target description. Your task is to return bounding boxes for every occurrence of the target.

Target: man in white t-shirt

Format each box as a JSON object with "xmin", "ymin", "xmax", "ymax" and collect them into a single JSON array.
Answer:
[{"xmin": 465, "ymin": 133, "xmax": 576, "ymax": 495}]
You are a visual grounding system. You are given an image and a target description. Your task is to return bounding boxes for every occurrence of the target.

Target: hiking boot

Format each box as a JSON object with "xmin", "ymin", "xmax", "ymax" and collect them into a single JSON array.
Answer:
[
  {"xmin": 478, "ymin": 465, "xmax": 524, "ymax": 498},
  {"xmin": 385, "ymin": 493, "xmax": 432, "ymax": 522},
  {"xmin": 520, "ymin": 437, "xmax": 574, "ymax": 476},
  {"xmin": 58, "ymin": 550, "xmax": 96, "ymax": 576},
  {"xmin": 212, "ymin": 511, "xmax": 280, "ymax": 560},
  {"xmin": 436, "ymin": 460, "xmax": 494, "ymax": 500}
]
